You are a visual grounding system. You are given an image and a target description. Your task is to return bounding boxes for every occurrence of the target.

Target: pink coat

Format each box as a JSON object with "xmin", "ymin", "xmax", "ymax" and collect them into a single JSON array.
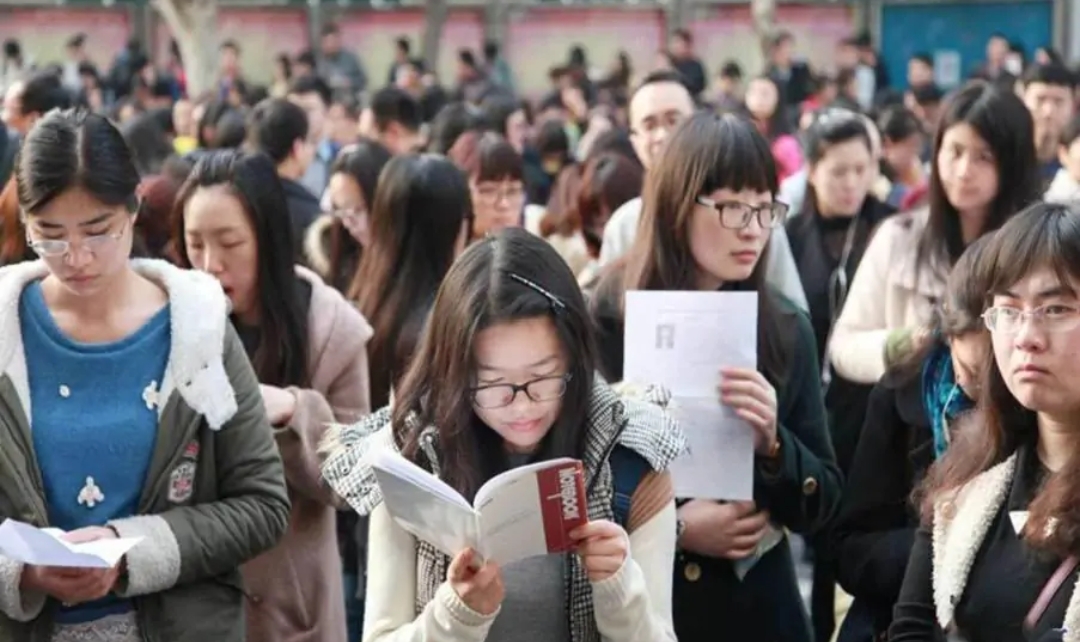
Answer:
[
  {"xmin": 241, "ymin": 266, "xmax": 373, "ymax": 642},
  {"xmin": 771, "ymin": 134, "xmax": 805, "ymax": 183}
]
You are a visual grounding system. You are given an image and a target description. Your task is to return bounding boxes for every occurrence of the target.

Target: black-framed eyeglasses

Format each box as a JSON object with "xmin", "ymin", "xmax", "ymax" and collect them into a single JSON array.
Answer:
[
  {"xmin": 695, "ymin": 197, "xmax": 788, "ymax": 229},
  {"xmin": 470, "ymin": 373, "xmax": 572, "ymax": 409}
]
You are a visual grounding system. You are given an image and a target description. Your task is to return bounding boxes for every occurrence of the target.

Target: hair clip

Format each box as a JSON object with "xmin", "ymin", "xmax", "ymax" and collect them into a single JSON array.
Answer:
[{"xmin": 507, "ymin": 272, "xmax": 567, "ymax": 315}]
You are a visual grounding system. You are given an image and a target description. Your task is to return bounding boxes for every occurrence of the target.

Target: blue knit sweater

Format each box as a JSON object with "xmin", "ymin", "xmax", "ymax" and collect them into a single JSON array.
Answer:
[{"xmin": 20, "ymin": 281, "xmax": 170, "ymax": 624}]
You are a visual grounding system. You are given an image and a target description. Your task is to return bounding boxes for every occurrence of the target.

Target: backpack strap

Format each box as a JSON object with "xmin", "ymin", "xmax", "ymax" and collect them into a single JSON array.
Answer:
[{"xmin": 609, "ymin": 445, "xmax": 652, "ymax": 529}]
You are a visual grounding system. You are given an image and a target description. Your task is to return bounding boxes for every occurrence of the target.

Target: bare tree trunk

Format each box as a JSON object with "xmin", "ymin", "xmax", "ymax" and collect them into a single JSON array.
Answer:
[
  {"xmin": 750, "ymin": 0, "xmax": 778, "ymax": 61},
  {"xmin": 153, "ymin": 0, "xmax": 219, "ymax": 98},
  {"xmin": 421, "ymin": 0, "xmax": 449, "ymax": 78}
]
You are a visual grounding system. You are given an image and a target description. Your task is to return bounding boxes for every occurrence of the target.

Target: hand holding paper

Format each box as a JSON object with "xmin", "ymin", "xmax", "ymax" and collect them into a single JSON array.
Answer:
[
  {"xmin": 0, "ymin": 519, "xmax": 141, "ymax": 569},
  {"xmin": 718, "ymin": 367, "xmax": 779, "ymax": 456}
]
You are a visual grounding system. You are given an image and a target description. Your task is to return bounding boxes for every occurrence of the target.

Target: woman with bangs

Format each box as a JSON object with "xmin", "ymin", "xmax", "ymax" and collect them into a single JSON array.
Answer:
[
  {"xmin": 305, "ymin": 140, "xmax": 393, "ymax": 293},
  {"xmin": 834, "ymin": 235, "xmax": 992, "ymax": 641},
  {"xmin": 590, "ymin": 112, "xmax": 842, "ymax": 642},
  {"xmin": 828, "ymin": 80, "xmax": 1042, "ymax": 386},
  {"xmin": 448, "ymin": 131, "xmax": 526, "ymax": 241},
  {"xmin": 891, "ymin": 202, "xmax": 1080, "ymax": 642},
  {"xmin": 321, "ymin": 228, "xmax": 684, "ymax": 642}
]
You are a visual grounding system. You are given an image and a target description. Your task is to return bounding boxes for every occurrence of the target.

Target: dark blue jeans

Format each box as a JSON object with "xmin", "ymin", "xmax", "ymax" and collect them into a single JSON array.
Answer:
[{"xmin": 342, "ymin": 573, "xmax": 364, "ymax": 642}]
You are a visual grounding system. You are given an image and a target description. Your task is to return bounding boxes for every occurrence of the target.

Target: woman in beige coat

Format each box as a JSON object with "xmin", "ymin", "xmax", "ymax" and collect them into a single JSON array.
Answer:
[
  {"xmin": 173, "ymin": 151, "xmax": 372, "ymax": 642},
  {"xmin": 828, "ymin": 81, "xmax": 1042, "ymax": 384}
]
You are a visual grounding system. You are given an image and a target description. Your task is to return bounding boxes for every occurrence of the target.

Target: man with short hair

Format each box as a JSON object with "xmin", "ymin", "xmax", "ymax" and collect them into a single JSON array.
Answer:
[
  {"xmin": 318, "ymin": 22, "xmax": 366, "ymax": 95},
  {"xmin": 1021, "ymin": 62, "xmax": 1077, "ymax": 180},
  {"xmin": 765, "ymin": 31, "xmax": 813, "ymax": 109},
  {"xmin": 369, "ymin": 86, "xmax": 423, "ymax": 155},
  {"xmin": 288, "ymin": 74, "xmax": 335, "ymax": 196},
  {"xmin": 62, "ymin": 33, "xmax": 92, "ymax": 93},
  {"xmin": 387, "ymin": 36, "xmax": 411, "ymax": 86},
  {"xmin": 218, "ymin": 40, "xmax": 244, "ymax": 94},
  {"xmin": 599, "ymin": 71, "xmax": 808, "ymax": 311},
  {"xmin": 249, "ymin": 98, "xmax": 320, "ymax": 261},
  {"xmin": 669, "ymin": 29, "xmax": 706, "ymax": 98},
  {"xmin": 907, "ymin": 52, "xmax": 934, "ymax": 90},
  {"xmin": 0, "ymin": 71, "xmax": 71, "ymax": 186}
]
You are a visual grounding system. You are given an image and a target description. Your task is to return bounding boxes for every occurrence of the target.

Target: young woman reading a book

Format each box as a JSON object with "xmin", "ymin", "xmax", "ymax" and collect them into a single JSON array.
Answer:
[{"xmin": 321, "ymin": 227, "xmax": 686, "ymax": 642}]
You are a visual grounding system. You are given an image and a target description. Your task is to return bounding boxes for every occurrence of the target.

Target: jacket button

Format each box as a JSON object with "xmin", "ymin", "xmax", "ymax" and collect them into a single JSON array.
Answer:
[
  {"xmin": 684, "ymin": 562, "xmax": 702, "ymax": 582},
  {"xmin": 250, "ymin": 595, "xmax": 262, "ymax": 605},
  {"xmin": 802, "ymin": 477, "xmax": 819, "ymax": 496}
]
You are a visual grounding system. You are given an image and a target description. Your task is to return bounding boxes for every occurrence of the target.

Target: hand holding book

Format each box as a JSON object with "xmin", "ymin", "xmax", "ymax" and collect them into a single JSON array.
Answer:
[
  {"xmin": 571, "ymin": 520, "xmax": 630, "ymax": 582},
  {"xmin": 448, "ymin": 548, "xmax": 504, "ymax": 616},
  {"xmin": 371, "ymin": 449, "xmax": 591, "ymax": 566}
]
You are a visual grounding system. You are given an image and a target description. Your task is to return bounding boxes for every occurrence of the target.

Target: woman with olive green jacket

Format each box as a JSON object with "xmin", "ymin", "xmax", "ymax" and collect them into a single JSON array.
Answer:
[{"xmin": 0, "ymin": 259, "xmax": 291, "ymax": 642}]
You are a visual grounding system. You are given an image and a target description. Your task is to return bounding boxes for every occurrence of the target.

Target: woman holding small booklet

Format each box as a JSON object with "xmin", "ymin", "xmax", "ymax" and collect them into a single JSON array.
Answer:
[
  {"xmin": 321, "ymin": 227, "xmax": 686, "ymax": 642},
  {"xmin": 589, "ymin": 112, "xmax": 843, "ymax": 642}
]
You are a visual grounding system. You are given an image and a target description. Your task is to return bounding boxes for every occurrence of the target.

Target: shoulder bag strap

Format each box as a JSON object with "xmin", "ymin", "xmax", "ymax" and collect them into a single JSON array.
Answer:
[{"xmin": 1025, "ymin": 554, "xmax": 1080, "ymax": 632}]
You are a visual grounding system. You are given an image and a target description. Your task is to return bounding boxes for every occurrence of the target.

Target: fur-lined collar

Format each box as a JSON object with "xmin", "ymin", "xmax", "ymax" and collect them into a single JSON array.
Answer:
[
  {"xmin": 0, "ymin": 259, "xmax": 236, "ymax": 428},
  {"xmin": 303, "ymin": 215, "xmax": 335, "ymax": 282},
  {"xmin": 932, "ymin": 453, "xmax": 1080, "ymax": 639}
]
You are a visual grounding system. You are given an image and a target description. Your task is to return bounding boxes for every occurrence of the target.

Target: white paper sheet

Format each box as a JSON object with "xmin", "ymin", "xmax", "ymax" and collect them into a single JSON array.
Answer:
[
  {"xmin": 624, "ymin": 291, "xmax": 758, "ymax": 500},
  {"xmin": 666, "ymin": 398, "xmax": 755, "ymax": 500},
  {"xmin": 0, "ymin": 519, "xmax": 143, "ymax": 568}
]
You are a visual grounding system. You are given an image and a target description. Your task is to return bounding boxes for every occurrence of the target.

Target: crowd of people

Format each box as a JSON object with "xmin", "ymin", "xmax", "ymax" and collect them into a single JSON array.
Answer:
[{"xmin": 1, "ymin": 18, "xmax": 1080, "ymax": 642}]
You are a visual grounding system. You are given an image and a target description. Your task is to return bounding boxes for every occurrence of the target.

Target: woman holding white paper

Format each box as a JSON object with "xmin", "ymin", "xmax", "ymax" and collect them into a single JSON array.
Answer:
[
  {"xmin": 321, "ymin": 227, "xmax": 686, "ymax": 642},
  {"xmin": 589, "ymin": 111, "xmax": 842, "ymax": 642},
  {"xmin": 0, "ymin": 110, "xmax": 290, "ymax": 641}
]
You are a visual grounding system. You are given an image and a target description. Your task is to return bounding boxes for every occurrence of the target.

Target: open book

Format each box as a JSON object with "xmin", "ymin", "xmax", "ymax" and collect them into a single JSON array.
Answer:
[
  {"xmin": 371, "ymin": 449, "xmax": 588, "ymax": 566},
  {"xmin": 0, "ymin": 519, "xmax": 142, "ymax": 568}
]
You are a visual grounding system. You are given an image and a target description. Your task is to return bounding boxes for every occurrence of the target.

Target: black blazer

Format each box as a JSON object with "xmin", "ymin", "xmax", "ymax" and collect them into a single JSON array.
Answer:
[{"xmin": 833, "ymin": 365, "xmax": 934, "ymax": 635}]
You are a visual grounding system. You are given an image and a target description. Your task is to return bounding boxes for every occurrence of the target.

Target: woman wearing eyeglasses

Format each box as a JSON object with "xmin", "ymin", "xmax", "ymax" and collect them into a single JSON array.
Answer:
[
  {"xmin": 0, "ymin": 110, "xmax": 290, "ymax": 640},
  {"xmin": 832, "ymin": 236, "xmax": 990, "ymax": 642},
  {"xmin": 306, "ymin": 140, "xmax": 392, "ymax": 294},
  {"xmin": 590, "ymin": 112, "xmax": 841, "ymax": 642},
  {"xmin": 448, "ymin": 131, "xmax": 526, "ymax": 241},
  {"xmin": 890, "ymin": 202, "xmax": 1080, "ymax": 642},
  {"xmin": 827, "ymin": 80, "xmax": 1042, "ymax": 387},
  {"xmin": 322, "ymin": 227, "xmax": 685, "ymax": 642}
]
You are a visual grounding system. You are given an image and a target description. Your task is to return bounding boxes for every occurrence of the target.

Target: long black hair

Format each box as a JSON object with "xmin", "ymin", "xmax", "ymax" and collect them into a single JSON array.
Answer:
[
  {"xmin": 394, "ymin": 227, "xmax": 596, "ymax": 499},
  {"xmin": 612, "ymin": 112, "xmax": 791, "ymax": 388},
  {"xmin": 327, "ymin": 139, "xmax": 392, "ymax": 290},
  {"xmin": 173, "ymin": 150, "xmax": 310, "ymax": 388},
  {"xmin": 353, "ymin": 154, "xmax": 472, "ymax": 409},
  {"xmin": 918, "ymin": 80, "xmax": 1040, "ymax": 279}
]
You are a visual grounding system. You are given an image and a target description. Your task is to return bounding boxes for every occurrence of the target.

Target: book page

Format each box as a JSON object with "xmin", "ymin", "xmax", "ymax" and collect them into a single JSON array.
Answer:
[
  {"xmin": 475, "ymin": 459, "xmax": 586, "ymax": 566},
  {"xmin": 372, "ymin": 449, "xmax": 472, "ymax": 509},
  {"xmin": 371, "ymin": 449, "xmax": 480, "ymax": 558},
  {"xmin": 624, "ymin": 291, "xmax": 757, "ymax": 500}
]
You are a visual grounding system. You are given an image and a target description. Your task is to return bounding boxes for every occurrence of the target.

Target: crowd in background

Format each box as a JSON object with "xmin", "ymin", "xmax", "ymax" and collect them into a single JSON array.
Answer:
[{"xmin": 2, "ymin": 17, "xmax": 1080, "ymax": 642}]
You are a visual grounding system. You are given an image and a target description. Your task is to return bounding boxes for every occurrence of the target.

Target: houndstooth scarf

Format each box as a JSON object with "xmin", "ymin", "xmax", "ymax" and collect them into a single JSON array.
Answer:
[{"xmin": 321, "ymin": 379, "xmax": 686, "ymax": 642}]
